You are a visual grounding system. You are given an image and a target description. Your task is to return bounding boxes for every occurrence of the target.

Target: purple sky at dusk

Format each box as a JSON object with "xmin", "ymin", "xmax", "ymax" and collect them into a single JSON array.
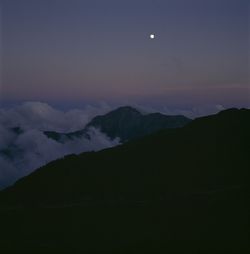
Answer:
[{"xmin": 0, "ymin": 0, "xmax": 249, "ymax": 109}]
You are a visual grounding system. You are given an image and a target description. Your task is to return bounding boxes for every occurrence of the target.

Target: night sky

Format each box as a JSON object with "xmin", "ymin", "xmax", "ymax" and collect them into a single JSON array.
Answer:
[{"xmin": 0, "ymin": 0, "xmax": 249, "ymax": 109}]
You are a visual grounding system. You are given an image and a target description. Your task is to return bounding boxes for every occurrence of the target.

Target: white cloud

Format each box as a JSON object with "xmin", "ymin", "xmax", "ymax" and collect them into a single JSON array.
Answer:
[
  {"xmin": 0, "ymin": 102, "xmax": 119, "ymax": 189},
  {"xmin": 0, "ymin": 101, "xmax": 112, "ymax": 132}
]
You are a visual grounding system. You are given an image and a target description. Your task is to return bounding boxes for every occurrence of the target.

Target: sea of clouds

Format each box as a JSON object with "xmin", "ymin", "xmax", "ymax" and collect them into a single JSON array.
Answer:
[{"xmin": 0, "ymin": 102, "xmax": 120, "ymax": 189}]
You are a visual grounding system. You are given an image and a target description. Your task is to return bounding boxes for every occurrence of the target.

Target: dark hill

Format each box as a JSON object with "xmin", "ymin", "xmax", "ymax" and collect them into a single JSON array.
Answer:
[
  {"xmin": 0, "ymin": 108, "xmax": 249, "ymax": 254},
  {"xmin": 44, "ymin": 106, "xmax": 191, "ymax": 143}
]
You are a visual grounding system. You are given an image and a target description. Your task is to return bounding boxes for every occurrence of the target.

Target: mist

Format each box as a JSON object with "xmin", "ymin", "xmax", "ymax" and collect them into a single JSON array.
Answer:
[{"xmin": 0, "ymin": 102, "xmax": 119, "ymax": 188}]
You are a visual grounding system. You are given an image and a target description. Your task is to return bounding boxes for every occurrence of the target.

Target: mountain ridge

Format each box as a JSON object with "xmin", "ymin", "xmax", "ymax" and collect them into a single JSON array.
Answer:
[
  {"xmin": 44, "ymin": 106, "xmax": 191, "ymax": 143},
  {"xmin": 0, "ymin": 108, "xmax": 249, "ymax": 254},
  {"xmin": 1, "ymin": 108, "xmax": 249, "ymax": 205}
]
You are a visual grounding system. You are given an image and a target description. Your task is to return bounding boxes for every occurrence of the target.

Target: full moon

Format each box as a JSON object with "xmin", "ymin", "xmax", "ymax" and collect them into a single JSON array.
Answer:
[{"xmin": 150, "ymin": 34, "xmax": 155, "ymax": 39}]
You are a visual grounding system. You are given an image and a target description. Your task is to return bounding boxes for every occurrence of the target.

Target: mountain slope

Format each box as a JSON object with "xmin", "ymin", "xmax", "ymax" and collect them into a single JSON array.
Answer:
[
  {"xmin": 0, "ymin": 108, "xmax": 249, "ymax": 254},
  {"xmin": 44, "ymin": 106, "xmax": 191, "ymax": 143},
  {"xmin": 1, "ymin": 108, "xmax": 249, "ymax": 204}
]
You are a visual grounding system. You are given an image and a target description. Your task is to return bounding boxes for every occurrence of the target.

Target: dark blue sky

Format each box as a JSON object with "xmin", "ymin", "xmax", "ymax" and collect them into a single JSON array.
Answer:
[{"xmin": 0, "ymin": 0, "xmax": 249, "ymax": 109}]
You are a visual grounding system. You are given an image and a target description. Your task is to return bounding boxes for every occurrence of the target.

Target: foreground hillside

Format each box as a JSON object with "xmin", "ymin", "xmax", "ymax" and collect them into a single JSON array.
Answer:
[{"xmin": 0, "ymin": 108, "xmax": 249, "ymax": 254}]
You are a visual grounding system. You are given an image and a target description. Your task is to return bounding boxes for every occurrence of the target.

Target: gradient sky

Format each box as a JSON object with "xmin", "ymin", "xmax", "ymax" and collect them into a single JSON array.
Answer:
[{"xmin": 0, "ymin": 0, "xmax": 249, "ymax": 109}]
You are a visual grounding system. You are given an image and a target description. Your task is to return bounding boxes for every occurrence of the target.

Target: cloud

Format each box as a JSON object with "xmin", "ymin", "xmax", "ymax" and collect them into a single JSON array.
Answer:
[
  {"xmin": 0, "ymin": 102, "xmax": 119, "ymax": 189},
  {"xmin": 0, "ymin": 101, "xmax": 112, "ymax": 132},
  {"xmin": 0, "ymin": 125, "xmax": 15, "ymax": 149}
]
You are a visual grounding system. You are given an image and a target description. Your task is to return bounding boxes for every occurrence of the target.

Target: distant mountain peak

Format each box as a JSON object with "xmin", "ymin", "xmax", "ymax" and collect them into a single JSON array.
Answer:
[
  {"xmin": 86, "ymin": 106, "xmax": 191, "ymax": 142},
  {"xmin": 103, "ymin": 106, "xmax": 141, "ymax": 116},
  {"xmin": 113, "ymin": 106, "xmax": 140, "ymax": 112},
  {"xmin": 44, "ymin": 106, "xmax": 191, "ymax": 143}
]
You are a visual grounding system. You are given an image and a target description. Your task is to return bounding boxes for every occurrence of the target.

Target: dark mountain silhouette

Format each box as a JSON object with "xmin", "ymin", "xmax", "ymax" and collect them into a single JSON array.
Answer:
[
  {"xmin": 0, "ymin": 108, "xmax": 249, "ymax": 254},
  {"xmin": 44, "ymin": 106, "xmax": 191, "ymax": 143}
]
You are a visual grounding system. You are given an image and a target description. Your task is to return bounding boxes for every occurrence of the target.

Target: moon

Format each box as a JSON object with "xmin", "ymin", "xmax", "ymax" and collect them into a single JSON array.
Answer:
[{"xmin": 150, "ymin": 34, "xmax": 155, "ymax": 39}]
